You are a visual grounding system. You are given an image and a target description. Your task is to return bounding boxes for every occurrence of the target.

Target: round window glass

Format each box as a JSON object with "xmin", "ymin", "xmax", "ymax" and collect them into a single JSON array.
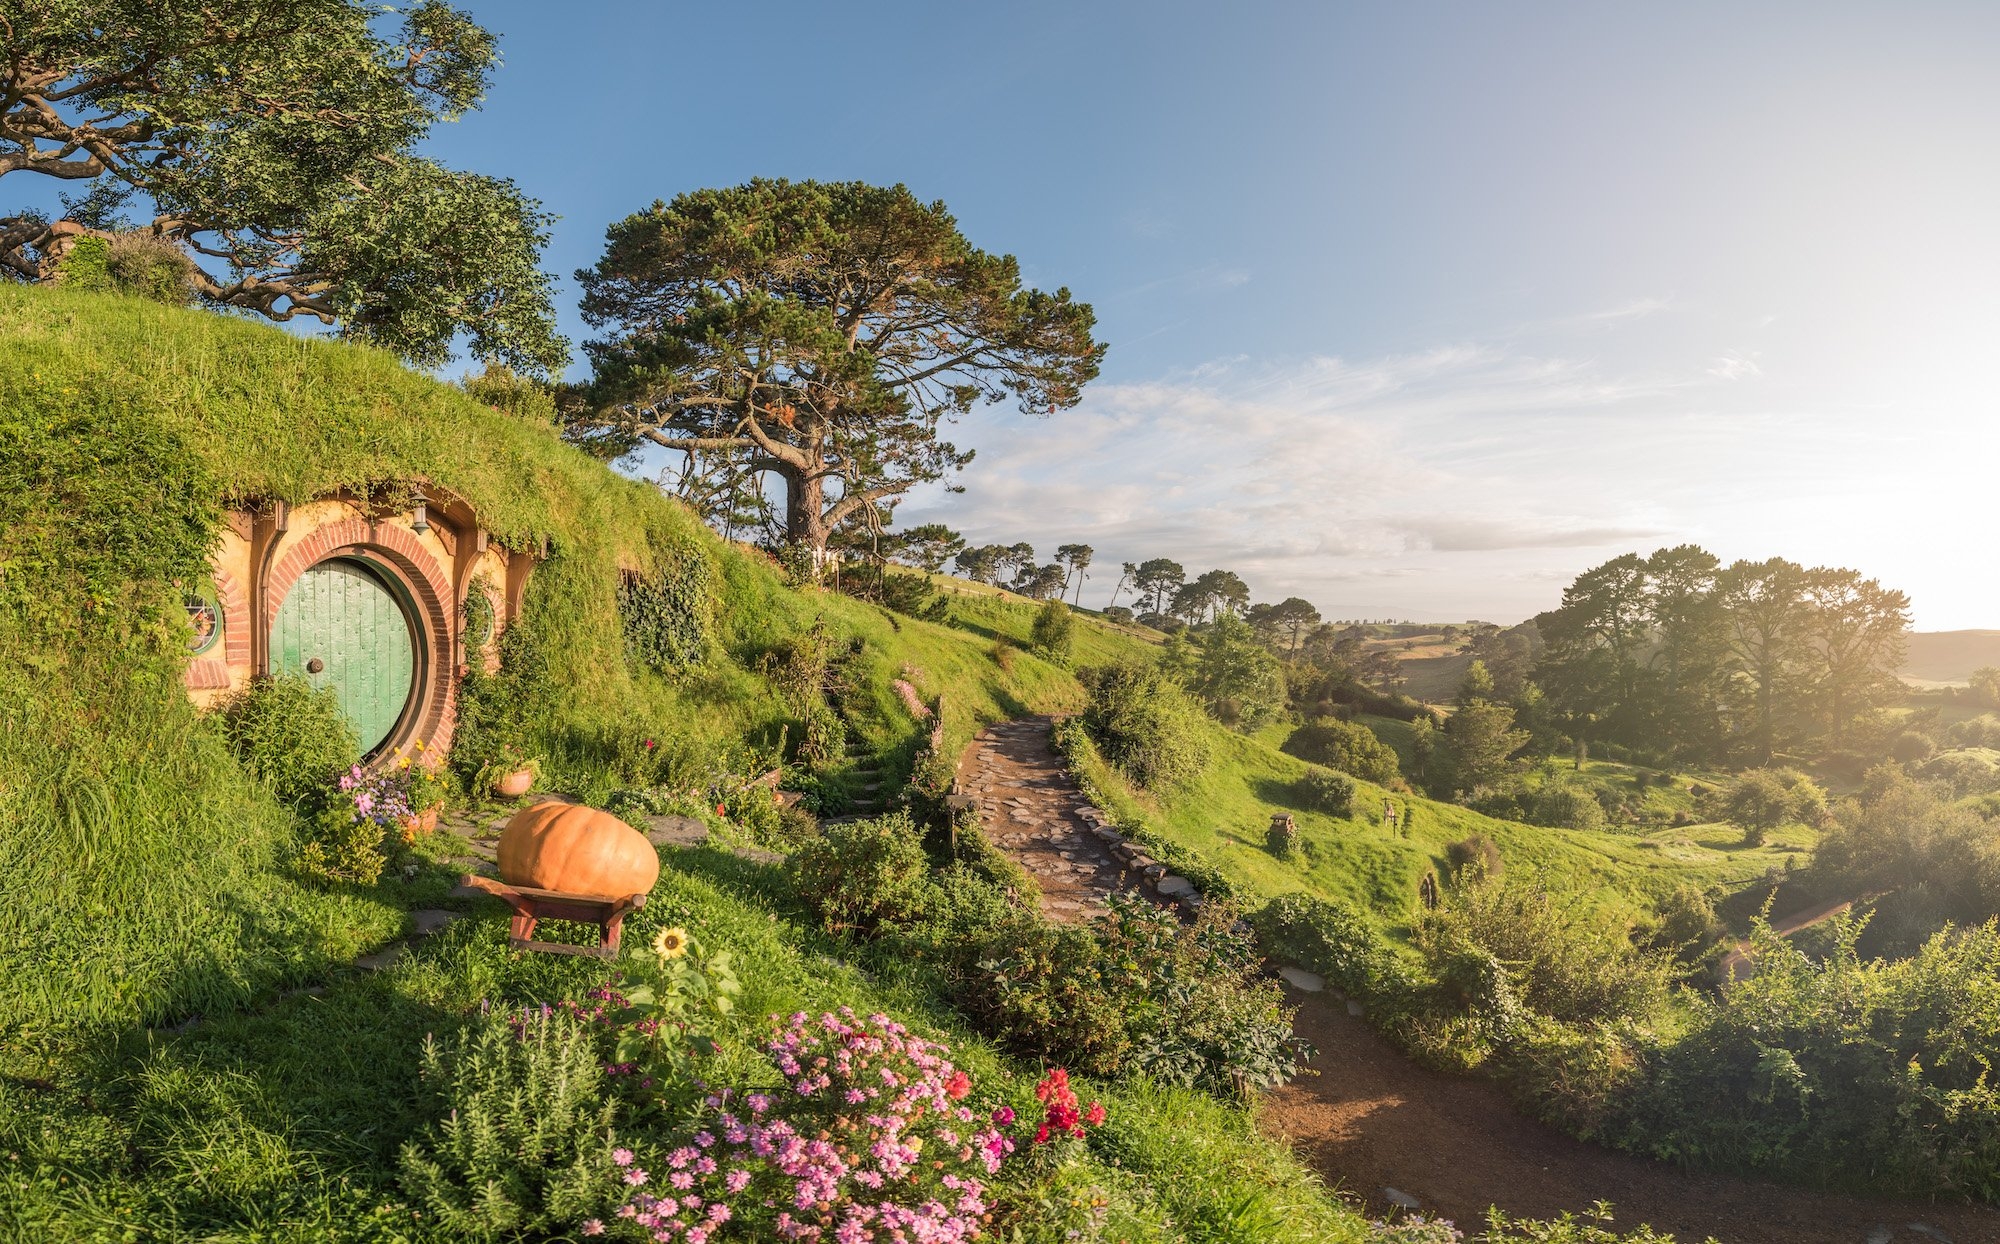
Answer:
[{"xmin": 185, "ymin": 586, "xmax": 222, "ymax": 655}]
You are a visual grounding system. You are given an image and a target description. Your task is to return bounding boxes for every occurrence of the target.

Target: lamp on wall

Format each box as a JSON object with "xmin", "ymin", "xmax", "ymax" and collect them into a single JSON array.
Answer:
[{"xmin": 410, "ymin": 497, "xmax": 430, "ymax": 534}]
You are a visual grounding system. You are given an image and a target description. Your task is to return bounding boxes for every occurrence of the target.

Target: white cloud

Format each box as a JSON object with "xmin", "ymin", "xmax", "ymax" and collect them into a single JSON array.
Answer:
[{"xmin": 1707, "ymin": 349, "xmax": 1763, "ymax": 380}]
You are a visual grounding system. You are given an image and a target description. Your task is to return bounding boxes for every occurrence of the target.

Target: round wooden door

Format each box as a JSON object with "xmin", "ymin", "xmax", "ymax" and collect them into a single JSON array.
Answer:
[{"xmin": 271, "ymin": 557, "xmax": 418, "ymax": 754}]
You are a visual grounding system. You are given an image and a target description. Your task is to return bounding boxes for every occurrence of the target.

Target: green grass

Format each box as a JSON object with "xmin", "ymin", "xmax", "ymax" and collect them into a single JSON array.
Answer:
[
  {"xmin": 0, "ymin": 287, "xmax": 1377, "ymax": 1241},
  {"xmin": 1075, "ymin": 713, "xmax": 1812, "ymax": 932},
  {"xmin": 0, "ymin": 846, "xmax": 1369, "ymax": 1243}
]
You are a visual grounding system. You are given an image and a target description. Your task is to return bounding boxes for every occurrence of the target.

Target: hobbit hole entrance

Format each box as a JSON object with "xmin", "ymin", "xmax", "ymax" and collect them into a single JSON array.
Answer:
[
  {"xmin": 270, "ymin": 557, "xmax": 420, "ymax": 754},
  {"xmin": 183, "ymin": 490, "xmax": 538, "ymax": 765}
]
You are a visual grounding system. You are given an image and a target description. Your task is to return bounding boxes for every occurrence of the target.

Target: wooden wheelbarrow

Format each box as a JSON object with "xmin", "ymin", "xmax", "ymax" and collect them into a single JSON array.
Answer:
[{"xmin": 456, "ymin": 873, "xmax": 646, "ymax": 959}]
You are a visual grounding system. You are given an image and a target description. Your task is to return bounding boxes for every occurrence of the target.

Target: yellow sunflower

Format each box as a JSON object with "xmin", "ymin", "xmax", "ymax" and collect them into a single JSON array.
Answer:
[{"xmin": 652, "ymin": 926, "xmax": 691, "ymax": 960}]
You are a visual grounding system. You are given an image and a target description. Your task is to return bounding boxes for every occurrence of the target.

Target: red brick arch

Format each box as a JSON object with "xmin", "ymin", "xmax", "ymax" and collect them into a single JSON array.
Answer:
[
  {"xmin": 211, "ymin": 565, "xmax": 251, "ymax": 668},
  {"xmin": 264, "ymin": 518, "xmax": 457, "ymax": 756}
]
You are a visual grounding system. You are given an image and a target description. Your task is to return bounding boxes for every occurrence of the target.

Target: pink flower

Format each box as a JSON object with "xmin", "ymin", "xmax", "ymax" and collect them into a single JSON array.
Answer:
[
  {"xmin": 991, "ymin": 1106, "xmax": 1015, "ymax": 1126},
  {"xmin": 624, "ymin": 1169, "xmax": 649, "ymax": 1186},
  {"xmin": 613, "ymin": 1148, "xmax": 635, "ymax": 1167},
  {"xmin": 582, "ymin": 1220, "xmax": 605, "ymax": 1236}
]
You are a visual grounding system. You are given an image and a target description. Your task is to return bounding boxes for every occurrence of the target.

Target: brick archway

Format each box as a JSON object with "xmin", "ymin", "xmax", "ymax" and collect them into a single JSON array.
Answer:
[{"xmin": 264, "ymin": 518, "xmax": 457, "ymax": 756}]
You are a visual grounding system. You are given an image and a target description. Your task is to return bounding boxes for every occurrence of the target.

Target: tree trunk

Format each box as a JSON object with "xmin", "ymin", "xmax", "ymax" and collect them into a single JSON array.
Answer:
[{"xmin": 780, "ymin": 464, "xmax": 831, "ymax": 576}]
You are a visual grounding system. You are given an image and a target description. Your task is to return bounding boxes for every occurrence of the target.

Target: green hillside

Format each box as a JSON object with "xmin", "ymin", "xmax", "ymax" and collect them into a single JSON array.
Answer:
[{"xmin": 0, "ymin": 287, "xmax": 1387, "ymax": 1242}]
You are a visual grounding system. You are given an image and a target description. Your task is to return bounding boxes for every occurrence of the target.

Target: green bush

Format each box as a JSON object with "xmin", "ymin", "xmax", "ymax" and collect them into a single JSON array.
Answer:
[
  {"xmin": 1294, "ymin": 766, "xmax": 1355, "ymax": 816},
  {"xmin": 1444, "ymin": 834, "xmax": 1503, "ymax": 881},
  {"xmin": 1282, "ymin": 718, "xmax": 1401, "ymax": 786},
  {"xmin": 397, "ymin": 1008, "xmax": 620, "ymax": 1239},
  {"xmin": 1253, "ymin": 894, "xmax": 1406, "ymax": 1001},
  {"xmin": 295, "ymin": 804, "xmax": 388, "ymax": 885},
  {"xmin": 1414, "ymin": 876, "xmax": 1672, "ymax": 1028},
  {"xmin": 789, "ymin": 811, "xmax": 931, "ymax": 932},
  {"xmin": 215, "ymin": 673, "xmax": 359, "ymax": 811},
  {"xmin": 1717, "ymin": 767, "xmax": 1825, "ymax": 846},
  {"xmin": 1526, "ymin": 781, "xmax": 1607, "ymax": 832},
  {"xmin": 1029, "ymin": 598, "xmax": 1076, "ymax": 666},
  {"xmin": 1607, "ymin": 919, "xmax": 2000, "ymax": 1199},
  {"xmin": 1100, "ymin": 897, "xmax": 1305, "ymax": 1094},
  {"xmin": 1078, "ymin": 660, "xmax": 1212, "ymax": 791}
]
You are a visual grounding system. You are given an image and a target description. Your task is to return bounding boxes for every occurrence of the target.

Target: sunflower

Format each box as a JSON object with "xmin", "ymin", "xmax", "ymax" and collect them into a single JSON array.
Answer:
[{"xmin": 652, "ymin": 926, "xmax": 691, "ymax": 960}]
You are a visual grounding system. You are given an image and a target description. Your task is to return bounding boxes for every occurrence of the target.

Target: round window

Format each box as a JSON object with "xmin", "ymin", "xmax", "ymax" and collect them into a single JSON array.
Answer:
[{"xmin": 185, "ymin": 586, "xmax": 222, "ymax": 655}]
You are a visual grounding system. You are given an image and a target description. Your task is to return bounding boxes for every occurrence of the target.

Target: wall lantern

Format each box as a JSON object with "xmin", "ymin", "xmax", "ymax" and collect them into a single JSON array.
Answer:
[{"xmin": 410, "ymin": 500, "xmax": 430, "ymax": 534}]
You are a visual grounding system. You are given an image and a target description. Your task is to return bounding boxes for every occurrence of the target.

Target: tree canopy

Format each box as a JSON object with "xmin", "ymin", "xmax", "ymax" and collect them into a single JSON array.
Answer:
[
  {"xmin": 1, "ymin": 0, "xmax": 567, "ymax": 371},
  {"xmin": 571, "ymin": 179, "xmax": 1104, "ymax": 560}
]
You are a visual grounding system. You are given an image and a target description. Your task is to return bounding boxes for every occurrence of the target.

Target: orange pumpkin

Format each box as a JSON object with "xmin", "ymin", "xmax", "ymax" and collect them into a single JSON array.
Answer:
[{"xmin": 497, "ymin": 801, "xmax": 660, "ymax": 897}]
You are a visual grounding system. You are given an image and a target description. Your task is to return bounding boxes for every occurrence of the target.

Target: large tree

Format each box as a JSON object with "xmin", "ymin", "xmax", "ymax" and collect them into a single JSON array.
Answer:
[
  {"xmin": 573, "ymin": 180, "xmax": 1104, "ymax": 562},
  {"xmin": 1132, "ymin": 558, "xmax": 1185, "ymax": 616},
  {"xmin": 2, "ymin": 0, "xmax": 567, "ymax": 371}
]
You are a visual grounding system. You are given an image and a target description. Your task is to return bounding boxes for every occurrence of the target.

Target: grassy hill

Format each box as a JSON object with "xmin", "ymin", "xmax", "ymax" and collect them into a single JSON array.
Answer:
[{"xmin": 0, "ymin": 286, "xmax": 1386, "ymax": 1242}]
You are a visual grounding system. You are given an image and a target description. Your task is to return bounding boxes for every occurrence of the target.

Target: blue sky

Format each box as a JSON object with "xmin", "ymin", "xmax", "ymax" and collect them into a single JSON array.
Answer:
[{"xmin": 230, "ymin": 5, "xmax": 2000, "ymax": 625}]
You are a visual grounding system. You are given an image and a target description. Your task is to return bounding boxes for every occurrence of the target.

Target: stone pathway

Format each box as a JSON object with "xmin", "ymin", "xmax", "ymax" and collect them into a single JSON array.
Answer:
[{"xmin": 956, "ymin": 717, "xmax": 1197, "ymax": 923}]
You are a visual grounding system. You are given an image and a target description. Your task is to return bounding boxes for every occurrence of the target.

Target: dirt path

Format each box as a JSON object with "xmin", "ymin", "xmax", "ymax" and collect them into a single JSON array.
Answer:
[
  {"xmin": 1716, "ymin": 893, "xmax": 1876, "ymax": 982},
  {"xmin": 958, "ymin": 720, "xmax": 1999, "ymax": 1244},
  {"xmin": 1267, "ymin": 985, "xmax": 1998, "ymax": 1243}
]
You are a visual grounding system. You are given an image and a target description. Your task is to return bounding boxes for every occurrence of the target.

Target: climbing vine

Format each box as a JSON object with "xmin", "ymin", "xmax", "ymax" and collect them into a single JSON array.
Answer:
[{"xmin": 617, "ymin": 545, "xmax": 713, "ymax": 670}]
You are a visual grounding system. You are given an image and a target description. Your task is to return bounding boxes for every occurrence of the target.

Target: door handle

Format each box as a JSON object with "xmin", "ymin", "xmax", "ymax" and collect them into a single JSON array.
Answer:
[{"xmin": 306, "ymin": 657, "xmax": 325, "ymax": 674}]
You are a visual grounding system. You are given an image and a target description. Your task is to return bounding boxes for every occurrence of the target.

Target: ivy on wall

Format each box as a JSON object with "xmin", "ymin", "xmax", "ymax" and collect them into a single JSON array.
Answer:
[{"xmin": 617, "ymin": 545, "xmax": 713, "ymax": 670}]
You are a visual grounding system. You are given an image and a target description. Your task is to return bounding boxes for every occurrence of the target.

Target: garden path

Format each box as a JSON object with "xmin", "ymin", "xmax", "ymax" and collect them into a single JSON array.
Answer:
[
  {"xmin": 956, "ymin": 727, "xmax": 1998, "ymax": 1244},
  {"xmin": 957, "ymin": 718, "xmax": 1191, "ymax": 922},
  {"xmin": 1267, "ymin": 970, "xmax": 1999, "ymax": 1243}
]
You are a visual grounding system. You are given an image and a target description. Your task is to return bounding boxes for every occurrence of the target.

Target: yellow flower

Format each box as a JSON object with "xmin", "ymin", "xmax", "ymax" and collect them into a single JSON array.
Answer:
[
  {"xmin": 907, "ymin": 1136, "xmax": 924, "ymax": 1154},
  {"xmin": 652, "ymin": 927, "xmax": 691, "ymax": 960}
]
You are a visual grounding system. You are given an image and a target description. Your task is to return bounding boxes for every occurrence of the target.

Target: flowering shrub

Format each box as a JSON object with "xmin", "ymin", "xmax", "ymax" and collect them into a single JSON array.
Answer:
[
  {"xmin": 1027, "ymin": 1068, "xmax": 1104, "ymax": 1146},
  {"xmin": 604, "ymin": 1008, "xmax": 1016, "ymax": 1242}
]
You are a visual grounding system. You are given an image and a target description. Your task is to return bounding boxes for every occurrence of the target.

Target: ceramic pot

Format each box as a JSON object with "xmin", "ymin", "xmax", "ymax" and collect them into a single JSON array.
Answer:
[{"xmin": 495, "ymin": 767, "xmax": 536, "ymax": 798}]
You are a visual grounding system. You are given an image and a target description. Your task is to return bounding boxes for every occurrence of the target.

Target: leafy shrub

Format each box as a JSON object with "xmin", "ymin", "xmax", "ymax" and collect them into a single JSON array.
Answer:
[
  {"xmin": 1918, "ymin": 747, "xmax": 2000, "ymax": 797},
  {"xmin": 1607, "ymin": 919, "xmax": 2000, "ymax": 1199},
  {"xmin": 1294, "ymin": 766, "xmax": 1355, "ymax": 816},
  {"xmin": 1414, "ymin": 876, "xmax": 1672, "ymax": 1027},
  {"xmin": 1101, "ymin": 604, "xmax": 1134, "ymax": 625},
  {"xmin": 295, "ymin": 804, "xmax": 387, "ymax": 885},
  {"xmin": 1444, "ymin": 834, "xmax": 1503, "ymax": 881},
  {"xmin": 878, "ymin": 567, "xmax": 951, "ymax": 622},
  {"xmin": 1636, "ymin": 882, "xmax": 1724, "ymax": 970},
  {"xmin": 789, "ymin": 811, "xmax": 930, "ymax": 931},
  {"xmin": 1253, "ymin": 894, "xmax": 1406, "ymax": 1001},
  {"xmin": 1945, "ymin": 713, "xmax": 2000, "ymax": 750},
  {"xmin": 1890, "ymin": 728, "xmax": 1938, "ymax": 764},
  {"xmin": 1101, "ymin": 897, "xmax": 1305, "ymax": 1094},
  {"xmin": 1525, "ymin": 780, "xmax": 1608, "ymax": 832},
  {"xmin": 1029, "ymin": 598, "xmax": 1076, "ymax": 665},
  {"xmin": 1282, "ymin": 718, "xmax": 1401, "ymax": 786},
  {"xmin": 215, "ymin": 673, "xmax": 358, "ymax": 811},
  {"xmin": 1717, "ymin": 768, "xmax": 1825, "ymax": 845},
  {"xmin": 397, "ymin": 1008, "xmax": 620, "ymax": 1239},
  {"xmin": 1077, "ymin": 660, "xmax": 1212, "ymax": 791},
  {"xmin": 57, "ymin": 233, "xmax": 195, "ymax": 303}
]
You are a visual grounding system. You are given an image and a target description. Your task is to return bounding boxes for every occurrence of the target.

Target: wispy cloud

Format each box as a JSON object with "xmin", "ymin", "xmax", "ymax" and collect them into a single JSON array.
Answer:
[
  {"xmin": 890, "ymin": 321, "xmax": 1927, "ymax": 622},
  {"xmin": 1707, "ymin": 349, "xmax": 1762, "ymax": 380}
]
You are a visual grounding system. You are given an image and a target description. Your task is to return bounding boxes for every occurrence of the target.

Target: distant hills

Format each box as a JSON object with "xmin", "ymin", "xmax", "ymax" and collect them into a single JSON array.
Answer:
[{"xmin": 1900, "ymin": 630, "xmax": 2000, "ymax": 687}]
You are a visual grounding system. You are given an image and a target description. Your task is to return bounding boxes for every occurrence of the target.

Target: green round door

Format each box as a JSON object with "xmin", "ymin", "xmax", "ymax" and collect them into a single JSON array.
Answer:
[{"xmin": 271, "ymin": 558, "xmax": 418, "ymax": 754}]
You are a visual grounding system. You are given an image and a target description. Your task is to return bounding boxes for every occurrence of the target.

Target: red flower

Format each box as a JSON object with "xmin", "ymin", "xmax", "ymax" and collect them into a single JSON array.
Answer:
[
  {"xmin": 716, "ymin": 803, "xmax": 728, "ymax": 817},
  {"xmin": 943, "ymin": 1070, "xmax": 972, "ymax": 1100},
  {"xmin": 1084, "ymin": 1100, "xmax": 1105, "ymax": 1126},
  {"xmin": 643, "ymin": 739, "xmax": 655, "ymax": 750}
]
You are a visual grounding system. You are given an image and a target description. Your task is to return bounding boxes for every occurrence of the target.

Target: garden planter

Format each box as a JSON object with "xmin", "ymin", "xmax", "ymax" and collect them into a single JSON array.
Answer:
[
  {"xmin": 494, "ymin": 767, "xmax": 536, "ymax": 798},
  {"xmin": 401, "ymin": 803, "xmax": 440, "ymax": 842}
]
